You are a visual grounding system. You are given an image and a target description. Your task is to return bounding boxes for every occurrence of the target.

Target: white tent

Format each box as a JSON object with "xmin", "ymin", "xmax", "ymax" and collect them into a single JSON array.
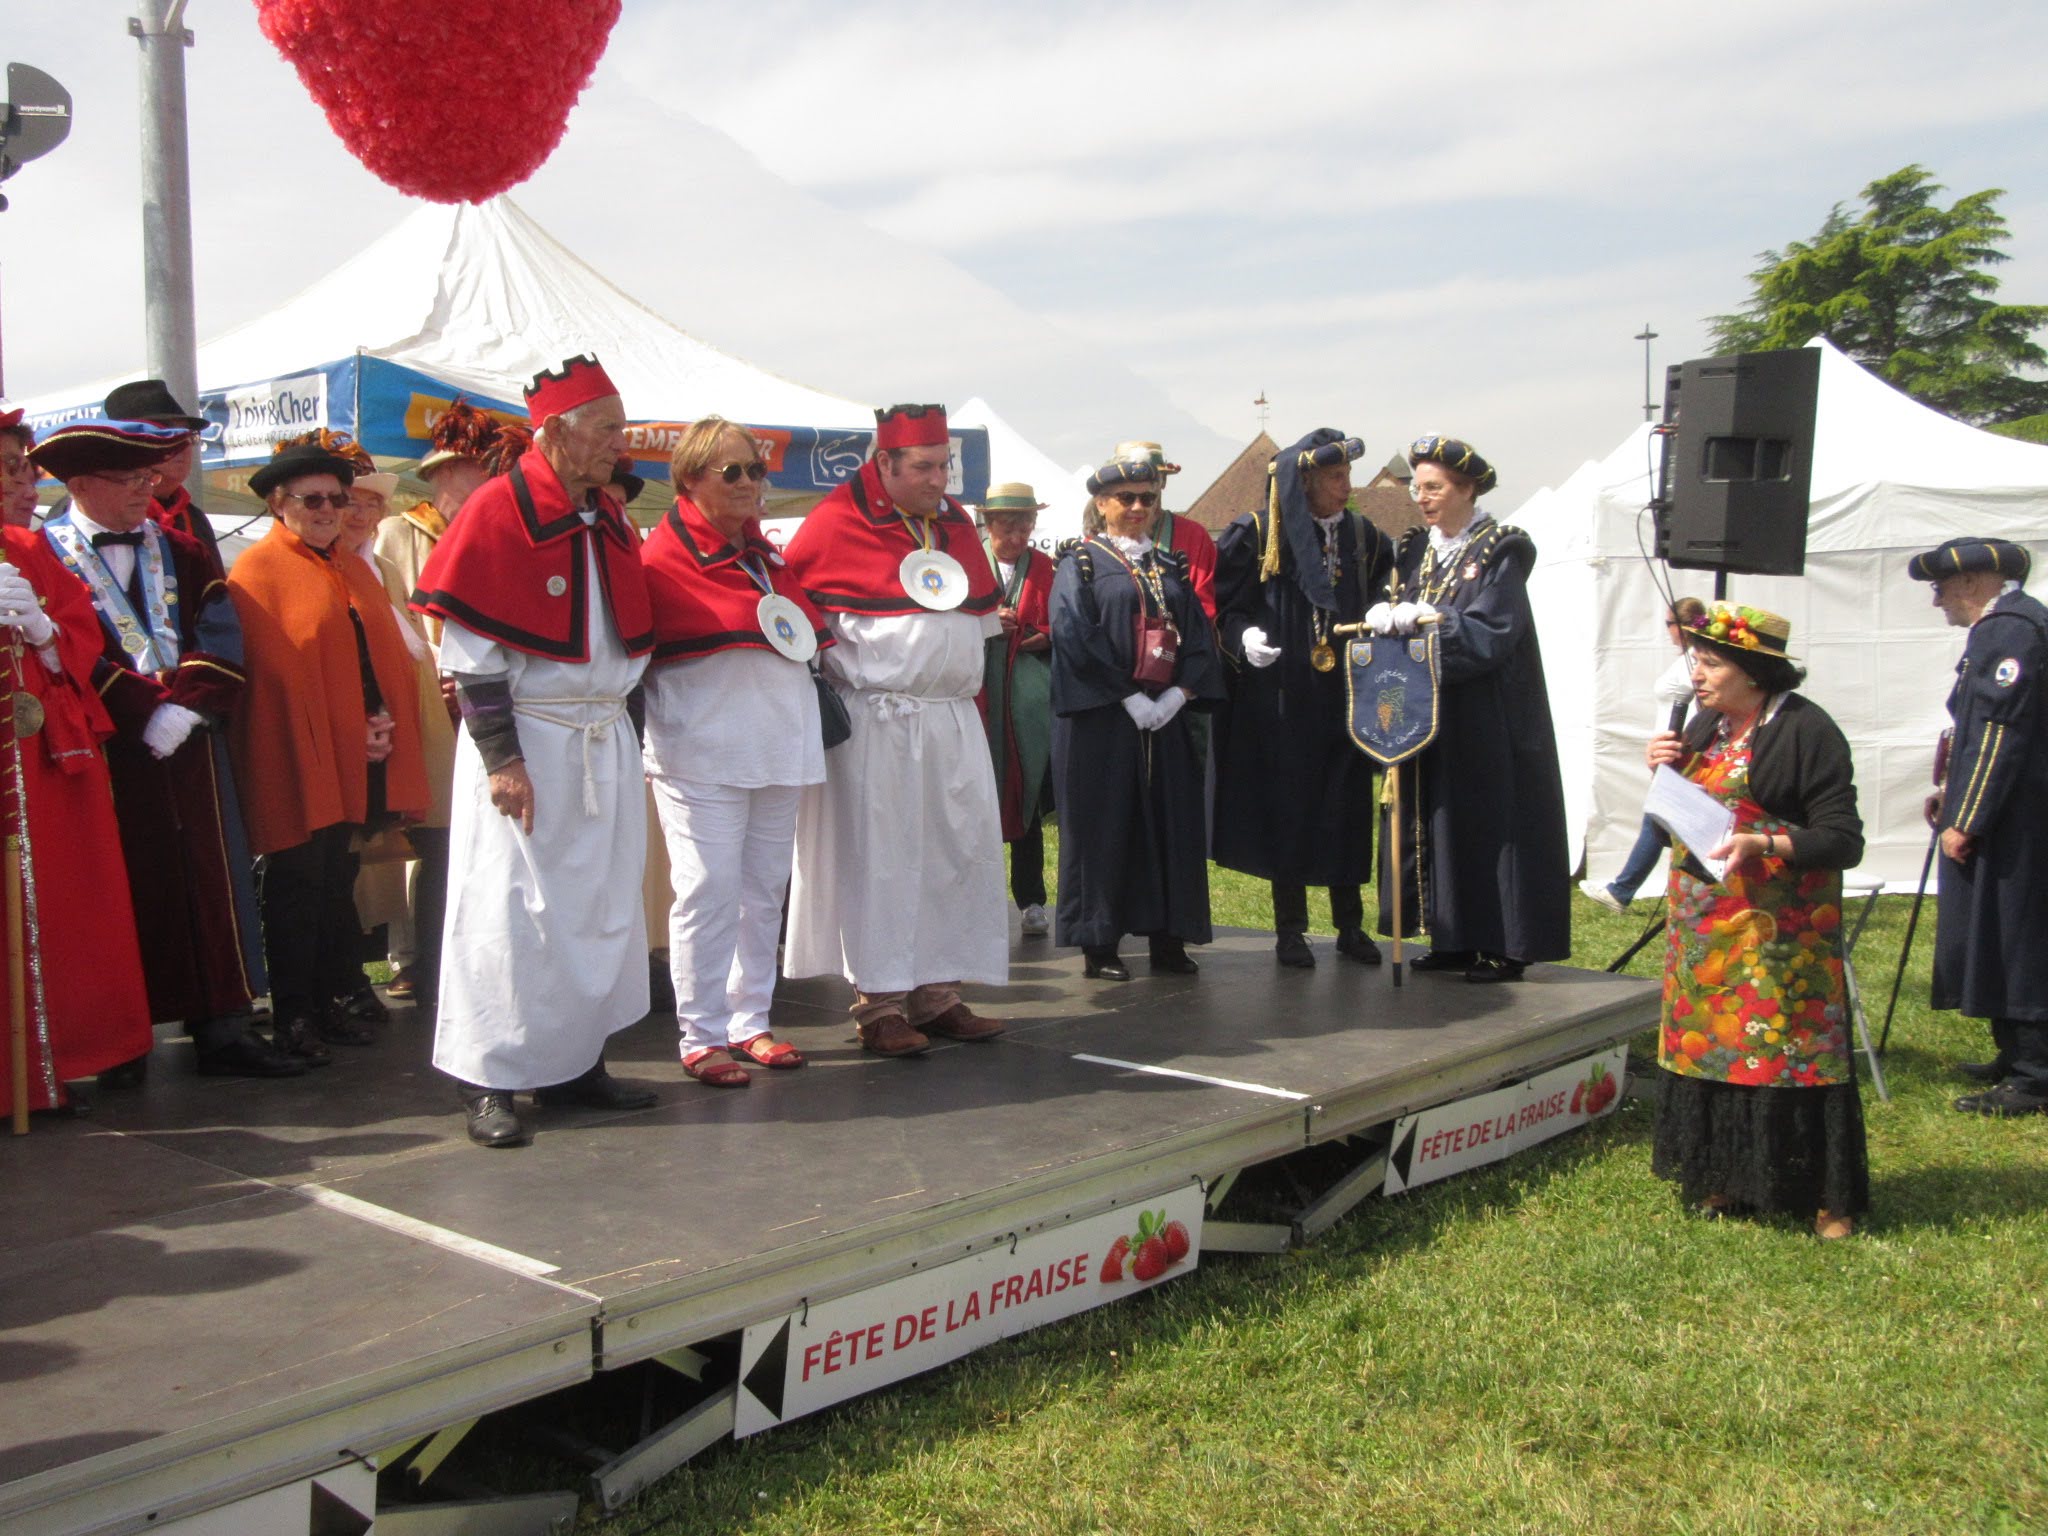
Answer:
[
  {"xmin": 1518, "ymin": 339, "xmax": 2048, "ymax": 894},
  {"xmin": 951, "ymin": 397, "xmax": 1092, "ymax": 549}
]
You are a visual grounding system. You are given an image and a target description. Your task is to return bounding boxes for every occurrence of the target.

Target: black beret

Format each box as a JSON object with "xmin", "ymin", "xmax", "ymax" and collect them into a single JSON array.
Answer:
[
  {"xmin": 1086, "ymin": 457, "xmax": 1162, "ymax": 496},
  {"xmin": 1408, "ymin": 434, "xmax": 1498, "ymax": 496},
  {"xmin": 1906, "ymin": 537, "xmax": 2031, "ymax": 583}
]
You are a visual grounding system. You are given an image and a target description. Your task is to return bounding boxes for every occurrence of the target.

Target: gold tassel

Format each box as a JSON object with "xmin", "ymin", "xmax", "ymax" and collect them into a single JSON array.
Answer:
[{"xmin": 1258, "ymin": 472, "xmax": 1282, "ymax": 585}]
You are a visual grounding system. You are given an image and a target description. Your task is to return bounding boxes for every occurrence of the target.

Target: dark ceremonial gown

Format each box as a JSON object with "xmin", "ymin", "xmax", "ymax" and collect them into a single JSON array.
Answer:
[
  {"xmin": 1212, "ymin": 507, "xmax": 1394, "ymax": 886},
  {"xmin": 42, "ymin": 513, "xmax": 267, "ymax": 1023},
  {"xmin": 1050, "ymin": 539, "xmax": 1226, "ymax": 949},
  {"xmin": 1933, "ymin": 590, "xmax": 2048, "ymax": 1024},
  {"xmin": 0, "ymin": 530, "xmax": 152, "ymax": 1113},
  {"xmin": 981, "ymin": 541, "xmax": 1055, "ymax": 840},
  {"xmin": 1379, "ymin": 517, "xmax": 1570, "ymax": 961},
  {"xmin": 151, "ymin": 486, "xmax": 225, "ymax": 581}
]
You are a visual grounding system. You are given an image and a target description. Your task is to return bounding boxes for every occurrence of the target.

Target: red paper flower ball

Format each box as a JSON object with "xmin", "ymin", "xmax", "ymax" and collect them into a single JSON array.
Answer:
[{"xmin": 255, "ymin": 0, "xmax": 622, "ymax": 203}]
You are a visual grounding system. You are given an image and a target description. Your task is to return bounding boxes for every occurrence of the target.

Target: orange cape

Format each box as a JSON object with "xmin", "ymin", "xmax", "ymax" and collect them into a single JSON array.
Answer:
[{"xmin": 227, "ymin": 521, "xmax": 428, "ymax": 855}]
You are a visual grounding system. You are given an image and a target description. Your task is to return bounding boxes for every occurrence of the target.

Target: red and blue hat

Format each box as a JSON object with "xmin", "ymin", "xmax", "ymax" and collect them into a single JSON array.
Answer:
[{"xmin": 28, "ymin": 418, "xmax": 187, "ymax": 481}]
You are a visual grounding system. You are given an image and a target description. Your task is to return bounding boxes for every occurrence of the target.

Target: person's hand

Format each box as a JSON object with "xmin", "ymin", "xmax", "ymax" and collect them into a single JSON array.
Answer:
[
  {"xmin": 1940, "ymin": 827, "xmax": 1976, "ymax": 864},
  {"xmin": 1923, "ymin": 790, "xmax": 1943, "ymax": 829},
  {"xmin": 141, "ymin": 702, "xmax": 204, "ymax": 760},
  {"xmin": 1411, "ymin": 601, "xmax": 1439, "ymax": 627},
  {"xmin": 1149, "ymin": 687, "xmax": 1187, "ymax": 731},
  {"xmin": 440, "ymin": 673, "xmax": 461, "ymax": 725},
  {"xmin": 1390, "ymin": 601, "xmax": 1430, "ymax": 635},
  {"xmin": 0, "ymin": 568, "xmax": 55, "ymax": 649},
  {"xmin": 1364, "ymin": 603, "xmax": 1394, "ymax": 636},
  {"xmin": 1646, "ymin": 730, "xmax": 1686, "ymax": 771},
  {"xmin": 1241, "ymin": 626, "xmax": 1282, "ymax": 668},
  {"xmin": 1121, "ymin": 693, "xmax": 1161, "ymax": 730},
  {"xmin": 997, "ymin": 605, "xmax": 1019, "ymax": 635},
  {"xmin": 490, "ymin": 760, "xmax": 536, "ymax": 834},
  {"xmin": 365, "ymin": 711, "xmax": 395, "ymax": 763},
  {"xmin": 1708, "ymin": 831, "xmax": 1770, "ymax": 868}
]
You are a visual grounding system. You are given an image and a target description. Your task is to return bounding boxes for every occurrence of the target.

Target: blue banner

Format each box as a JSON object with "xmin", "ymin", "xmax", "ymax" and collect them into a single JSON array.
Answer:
[{"xmin": 1345, "ymin": 630, "xmax": 1441, "ymax": 766}]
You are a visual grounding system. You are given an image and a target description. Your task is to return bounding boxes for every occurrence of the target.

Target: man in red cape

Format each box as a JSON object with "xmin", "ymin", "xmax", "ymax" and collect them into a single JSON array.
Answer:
[
  {"xmin": 781, "ymin": 404, "xmax": 1011, "ymax": 1057},
  {"xmin": 412, "ymin": 355, "xmax": 660, "ymax": 1148},
  {"xmin": 977, "ymin": 483, "xmax": 1056, "ymax": 936}
]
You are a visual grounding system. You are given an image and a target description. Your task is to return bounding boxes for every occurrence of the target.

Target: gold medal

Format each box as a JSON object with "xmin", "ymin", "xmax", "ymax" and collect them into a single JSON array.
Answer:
[
  {"xmin": 12, "ymin": 691, "xmax": 44, "ymax": 738},
  {"xmin": 1310, "ymin": 642, "xmax": 1337, "ymax": 673},
  {"xmin": 120, "ymin": 629, "xmax": 151, "ymax": 657}
]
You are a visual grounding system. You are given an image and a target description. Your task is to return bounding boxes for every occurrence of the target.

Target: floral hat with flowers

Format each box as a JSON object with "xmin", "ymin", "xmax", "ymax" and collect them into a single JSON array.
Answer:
[{"xmin": 1684, "ymin": 602, "xmax": 1798, "ymax": 664}]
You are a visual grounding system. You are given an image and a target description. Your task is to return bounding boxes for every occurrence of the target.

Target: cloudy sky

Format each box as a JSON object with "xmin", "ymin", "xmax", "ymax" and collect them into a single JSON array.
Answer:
[{"xmin": 5, "ymin": 0, "xmax": 2045, "ymax": 505}]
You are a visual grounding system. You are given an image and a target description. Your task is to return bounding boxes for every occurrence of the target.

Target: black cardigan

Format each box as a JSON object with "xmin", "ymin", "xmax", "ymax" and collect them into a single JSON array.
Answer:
[{"xmin": 1681, "ymin": 691, "xmax": 1865, "ymax": 871}]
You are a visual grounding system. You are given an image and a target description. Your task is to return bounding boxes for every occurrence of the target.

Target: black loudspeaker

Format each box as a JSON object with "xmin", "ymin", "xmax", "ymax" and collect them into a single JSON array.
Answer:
[{"xmin": 1654, "ymin": 347, "xmax": 1820, "ymax": 576}]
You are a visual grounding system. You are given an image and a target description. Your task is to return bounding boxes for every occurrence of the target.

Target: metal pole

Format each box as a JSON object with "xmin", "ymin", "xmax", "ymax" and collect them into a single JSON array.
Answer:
[
  {"xmin": 1634, "ymin": 324, "xmax": 1659, "ymax": 423},
  {"xmin": 130, "ymin": 0, "xmax": 200, "ymax": 500}
]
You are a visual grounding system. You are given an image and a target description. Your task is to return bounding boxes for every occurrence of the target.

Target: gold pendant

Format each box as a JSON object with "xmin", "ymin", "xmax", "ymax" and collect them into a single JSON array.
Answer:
[
  {"xmin": 1310, "ymin": 642, "xmax": 1337, "ymax": 673},
  {"xmin": 12, "ymin": 691, "xmax": 44, "ymax": 738}
]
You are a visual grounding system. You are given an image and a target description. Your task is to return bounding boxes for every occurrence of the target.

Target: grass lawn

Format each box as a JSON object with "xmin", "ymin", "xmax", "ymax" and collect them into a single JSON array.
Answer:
[{"xmin": 572, "ymin": 829, "xmax": 2048, "ymax": 1535}]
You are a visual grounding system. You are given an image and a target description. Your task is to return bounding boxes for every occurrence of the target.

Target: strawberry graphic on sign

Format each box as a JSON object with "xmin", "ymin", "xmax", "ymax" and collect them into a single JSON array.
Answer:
[
  {"xmin": 1571, "ymin": 1061, "xmax": 1620, "ymax": 1117},
  {"xmin": 1098, "ymin": 1208, "xmax": 1189, "ymax": 1285}
]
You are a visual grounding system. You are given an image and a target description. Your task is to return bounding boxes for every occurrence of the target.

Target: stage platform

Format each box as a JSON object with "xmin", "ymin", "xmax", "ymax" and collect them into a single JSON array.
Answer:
[{"xmin": 1, "ymin": 931, "xmax": 1657, "ymax": 1535}]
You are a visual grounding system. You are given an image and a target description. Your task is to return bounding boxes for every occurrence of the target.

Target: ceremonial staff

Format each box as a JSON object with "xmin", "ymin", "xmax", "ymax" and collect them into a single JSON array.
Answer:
[{"xmin": 3, "ymin": 545, "xmax": 40, "ymax": 1134}]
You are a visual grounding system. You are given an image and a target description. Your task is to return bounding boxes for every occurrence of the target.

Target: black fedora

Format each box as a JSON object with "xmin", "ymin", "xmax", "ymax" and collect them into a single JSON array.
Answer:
[
  {"xmin": 103, "ymin": 378, "xmax": 208, "ymax": 432},
  {"xmin": 249, "ymin": 442, "xmax": 358, "ymax": 499}
]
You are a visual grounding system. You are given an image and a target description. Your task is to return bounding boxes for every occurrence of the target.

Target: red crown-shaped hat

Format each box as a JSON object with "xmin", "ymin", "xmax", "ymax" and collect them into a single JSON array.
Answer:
[
  {"xmin": 875, "ymin": 403, "xmax": 949, "ymax": 451},
  {"xmin": 525, "ymin": 354, "xmax": 620, "ymax": 425}
]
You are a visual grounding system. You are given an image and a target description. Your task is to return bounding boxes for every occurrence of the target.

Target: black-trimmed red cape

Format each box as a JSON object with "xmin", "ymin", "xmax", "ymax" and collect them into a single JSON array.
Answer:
[
  {"xmin": 642, "ymin": 493, "xmax": 832, "ymax": 663},
  {"xmin": 411, "ymin": 448, "xmax": 653, "ymax": 659},
  {"xmin": 782, "ymin": 460, "xmax": 1000, "ymax": 619}
]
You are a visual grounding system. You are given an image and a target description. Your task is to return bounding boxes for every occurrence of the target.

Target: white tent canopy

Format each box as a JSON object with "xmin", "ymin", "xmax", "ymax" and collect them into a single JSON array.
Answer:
[
  {"xmin": 1518, "ymin": 339, "xmax": 2048, "ymax": 894},
  {"xmin": 952, "ymin": 396, "xmax": 1092, "ymax": 549}
]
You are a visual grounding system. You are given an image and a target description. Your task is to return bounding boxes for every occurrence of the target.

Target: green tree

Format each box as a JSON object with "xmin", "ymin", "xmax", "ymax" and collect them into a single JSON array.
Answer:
[{"xmin": 1709, "ymin": 165, "xmax": 2048, "ymax": 424}]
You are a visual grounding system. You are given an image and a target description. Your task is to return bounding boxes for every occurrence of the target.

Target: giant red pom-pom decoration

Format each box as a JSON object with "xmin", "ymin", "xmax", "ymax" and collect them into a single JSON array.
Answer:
[{"xmin": 255, "ymin": 0, "xmax": 622, "ymax": 203}]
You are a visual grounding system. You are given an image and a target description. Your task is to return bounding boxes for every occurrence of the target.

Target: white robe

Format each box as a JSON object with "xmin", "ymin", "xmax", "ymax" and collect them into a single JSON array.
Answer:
[
  {"xmin": 785, "ymin": 609, "xmax": 1009, "ymax": 994},
  {"xmin": 431, "ymin": 540, "xmax": 651, "ymax": 1088}
]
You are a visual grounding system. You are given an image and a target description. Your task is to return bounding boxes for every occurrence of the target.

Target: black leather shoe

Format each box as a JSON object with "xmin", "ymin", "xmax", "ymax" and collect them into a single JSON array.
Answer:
[
  {"xmin": 1335, "ymin": 928, "xmax": 1382, "ymax": 965},
  {"xmin": 336, "ymin": 983, "xmax": 390, "ymax": 1024},
  {"xmin": 1148, "ymin": 939, "xmax": 1199, "ymax": 975},
  {"xmin": 1955, "ymin": 1058, "xmax": 2011, "ymax": 1085},
  {"xmin": 270, "ymin": 1015, "xmax": 335, "ymax": 1066},
  {"xmin": 195, "ymin": 1036, "xmax": 308, "ymax": 1078},
  {"xmin": 1275, "ymin": 932, "xmax": 1315, "ymax": 969},
  {"xmin": 1409, "ymin": 949, "xmax": 1476, "ymax": 973},
  {"xmin": 97, "ymin": 1055, "xmax": 150, "ymax": 1089},
  {"xmin": 1084, "ymin": 949, "xmax": 1131, "ymax": 981},
  {"xmin": 533, "ymin": 1061, "xmax": 658, "ymax": 1111},
  {"xmin": 1465, "ymin": 954, "xmax": 1528, "ymax": 984},
  {"xmin": 1954, "ymin": 1081, "xmax": 2048, "ymax": 1117},
  {"xmin": 316, "ymin": 1004, "xmax": 378, "ymax": 1046},
  {"xmin": 465, "ymin": 1090, "xmax": 530, "ymax": 1147}
]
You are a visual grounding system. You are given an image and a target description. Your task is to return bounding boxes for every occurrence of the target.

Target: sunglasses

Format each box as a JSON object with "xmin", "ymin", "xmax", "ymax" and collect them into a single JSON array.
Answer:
[
  {"xmin": 282, "ymin": 491, "xmax": 352, "ymax": 510},
  {"xmin": 1110, "ymin": 490, "xmax": 1159, "ymax": 509},
  {"xmin": 715, "ymin": 461, "xmax": 768, "ymax": 484}
]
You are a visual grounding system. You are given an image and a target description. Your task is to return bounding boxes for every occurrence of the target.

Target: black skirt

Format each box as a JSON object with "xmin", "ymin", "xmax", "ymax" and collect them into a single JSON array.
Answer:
[{"xmin": 1651, "ymin": 1070, "xmax": 1869, "ymax": 1219}]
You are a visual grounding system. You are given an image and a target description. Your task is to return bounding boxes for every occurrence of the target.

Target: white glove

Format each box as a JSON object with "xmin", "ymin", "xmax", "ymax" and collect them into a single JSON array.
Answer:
[
  {"xmin": 1391, "ymin": 602, "xmax": 1426, "ymax": 635},
  {"xmin": 1364, "ymin": 602, "xmax": 1395, "ymax": 636},
  {"xmin": 1149, "ymin": 687, "xmax": 1187, "ymax": 731},
  {"xmin": 1122, "ymin": 692, "xmax": 1161, "ymax": 730},
  {"xmin": 142, "ymin": 702, "xmax": 205, "ymax": 760},
  {"xmin": 1241, "ymin": 625, "xmax": 1282, "ymax": 668},
  {"xmin": 0, "ymin": 568, "xmax": 54, "ymax": 649},
  {"xmin": 1413, "ymin": 601, "xmax": 1439, "ymax": 627}
]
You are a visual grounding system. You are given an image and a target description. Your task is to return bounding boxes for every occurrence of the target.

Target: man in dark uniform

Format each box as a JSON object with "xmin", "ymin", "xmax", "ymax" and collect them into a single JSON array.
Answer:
[
  {"xmin": 1214, "ymin": 428, "xmax": 1395, "ymax": 967},
  {"xmin": 104, "ymin": 379, "xmax": 225, "ymax": 579},
  {"xmin": 1911, "ymin": 537, "xmax": 2048, "ymax": 1116}
]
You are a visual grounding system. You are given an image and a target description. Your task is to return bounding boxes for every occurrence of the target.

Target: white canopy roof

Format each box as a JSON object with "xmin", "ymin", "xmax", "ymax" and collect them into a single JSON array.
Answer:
[{"xmin": 1519, "ymin": 339, "xmax": 2048, "ymax": 894}]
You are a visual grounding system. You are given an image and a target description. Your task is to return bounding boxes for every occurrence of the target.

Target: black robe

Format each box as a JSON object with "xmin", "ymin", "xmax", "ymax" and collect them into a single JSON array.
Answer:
[
  {"xmin": 1933, "ymin": 590, "xmax": 2048, "ymax": 1023},
  {"xmin": 1050, "ymin": 539, "xmax": 1226, "ymax": 949},
  {"xmin": 1378, "ymin": 516, "xmax": 1570, "ymax": 961},
  {"xmin": 1212, "ymin": 508, "xmax": 1395, "ymax": 885}
]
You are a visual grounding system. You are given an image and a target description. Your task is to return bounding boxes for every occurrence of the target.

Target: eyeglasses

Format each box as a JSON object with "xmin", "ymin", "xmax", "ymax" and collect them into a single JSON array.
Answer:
[
  {"xmin": 282, "ymin": 491, "xmax": 352, "ymax": 510},
  {"xmin": 1109, "ymin": 491, "xmax": 1159, "ymax": 509},
  {"xmin": 82, "ymin": 469, "xmax": 158, "ymax": 489},
  {"xmin": 715, "ymin": 461, "xmax": 768, "ymax": 484}
]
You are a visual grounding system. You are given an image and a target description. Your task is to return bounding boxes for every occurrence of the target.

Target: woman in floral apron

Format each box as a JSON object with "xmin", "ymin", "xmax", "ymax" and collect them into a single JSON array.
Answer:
[{"xmin": 1644, "ymin": 604, "xmax": 1868, "ymax": 1239}]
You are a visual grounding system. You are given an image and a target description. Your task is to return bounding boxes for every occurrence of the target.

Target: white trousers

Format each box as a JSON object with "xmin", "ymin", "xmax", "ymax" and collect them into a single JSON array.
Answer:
[{"xmin": 649, "ymin": 776, "xmax": 801, "ymax": 1055}]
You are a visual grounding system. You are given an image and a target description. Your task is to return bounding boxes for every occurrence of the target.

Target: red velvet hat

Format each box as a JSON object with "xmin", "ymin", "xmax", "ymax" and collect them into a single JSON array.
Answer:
[
  {"xmin": 525, "ymin": 355, "xmax": 620, "ymax": 425},
  {"xmin": 875, "ymin": 403, "xmax": 949, "ymax": 451}
]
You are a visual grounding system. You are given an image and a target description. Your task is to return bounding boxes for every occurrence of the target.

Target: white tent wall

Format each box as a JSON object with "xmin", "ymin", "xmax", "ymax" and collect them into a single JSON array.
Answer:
[{"xmin": 1520, "ymin": 341, "xmax": 2048, "ymax": 896}]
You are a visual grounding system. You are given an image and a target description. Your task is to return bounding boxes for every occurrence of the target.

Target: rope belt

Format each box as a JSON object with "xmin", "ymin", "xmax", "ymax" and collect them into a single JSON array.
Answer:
[{"xmin": 513, "ymin": 694, "xmax": 629, "ymax": 817}]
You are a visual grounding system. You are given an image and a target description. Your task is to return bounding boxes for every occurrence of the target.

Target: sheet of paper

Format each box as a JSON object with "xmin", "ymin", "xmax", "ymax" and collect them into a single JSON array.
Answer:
[{"xmin": 1642, "ymin": 765, "xmax": 1736, "ymax": 882}]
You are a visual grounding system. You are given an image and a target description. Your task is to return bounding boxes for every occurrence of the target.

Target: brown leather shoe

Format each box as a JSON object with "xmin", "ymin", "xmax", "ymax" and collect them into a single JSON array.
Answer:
[
  {"xmin": 920, "ymin": 1003, "xmax": 1006, "ymax": 1042},
  {"xmin": 857, "ymin": 1014, "xmax": 930, "ymax": 1057}
]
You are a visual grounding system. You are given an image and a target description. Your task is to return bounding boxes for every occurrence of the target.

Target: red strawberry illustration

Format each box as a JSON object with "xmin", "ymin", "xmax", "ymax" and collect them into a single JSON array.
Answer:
[
  {"xmin": 1130, "ymin": 1236, "xmax": 1171, "ymax": 1282},
  {"xmin": 1581, "ymin": 1063, "xmax": 1619, "ymax": 1116},
  {"xmin": 1099, "ymin": 1234, "xmax": 1129, "ymax": 1283},
  {"xmin": 1571, "ymin": 1080, "xmax": 1587, "ymax": 1114},
  {"xmin": 1161, "ymin": 1219, "xmax": 1191, "ymax": 1262}
]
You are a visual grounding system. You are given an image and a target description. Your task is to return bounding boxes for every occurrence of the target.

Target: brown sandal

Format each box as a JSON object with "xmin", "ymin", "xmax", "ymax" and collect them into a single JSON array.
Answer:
[
  {"xmin": 731, "ymin": 1034, "xmax": 804, "ymax": 1069},
  {"xmin": 683, "ymin": 1048, "xmax": 751, "ymax": 1087}
]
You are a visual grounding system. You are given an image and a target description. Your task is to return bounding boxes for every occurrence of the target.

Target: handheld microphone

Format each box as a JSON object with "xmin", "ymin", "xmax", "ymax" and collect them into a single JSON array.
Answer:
[{"xmin": 1667, "ymin": 699, "xmax": 1689, "ymax": 735}]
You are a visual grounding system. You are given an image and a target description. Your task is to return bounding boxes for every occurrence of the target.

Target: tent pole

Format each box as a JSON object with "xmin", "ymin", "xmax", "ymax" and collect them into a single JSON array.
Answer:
[{"xmin": 131, "ymin": 0, "xmax": 200, "ymax": 502}]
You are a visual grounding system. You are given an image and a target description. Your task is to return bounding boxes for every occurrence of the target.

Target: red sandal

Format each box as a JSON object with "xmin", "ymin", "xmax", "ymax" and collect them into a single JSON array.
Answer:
[
  {"xmin": 731, "ymin": 1034, "xmax": 805, "ymax": 1069},
  {"xmin": 682, "ymin": 1048, "xmax": 751, "ymax": 1087}
]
